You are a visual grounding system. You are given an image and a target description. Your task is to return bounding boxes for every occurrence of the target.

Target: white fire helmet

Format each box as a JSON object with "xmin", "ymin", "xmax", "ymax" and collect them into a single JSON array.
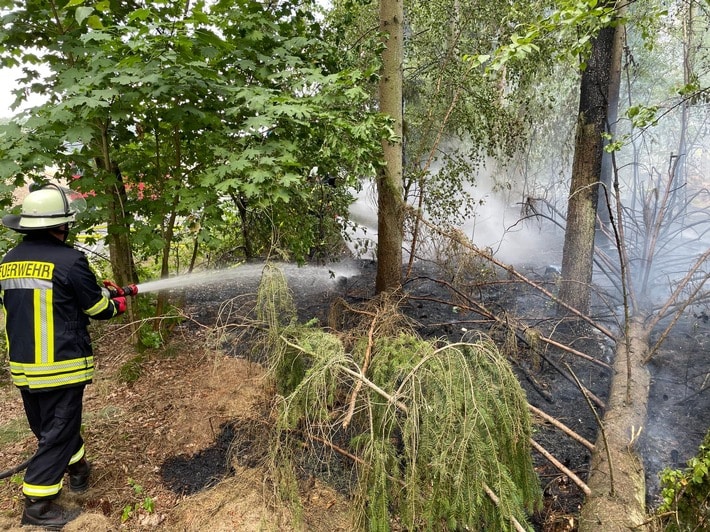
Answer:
[{"xmin": 2, "ymin": 184, "xmax": 87, "ymax": 232}]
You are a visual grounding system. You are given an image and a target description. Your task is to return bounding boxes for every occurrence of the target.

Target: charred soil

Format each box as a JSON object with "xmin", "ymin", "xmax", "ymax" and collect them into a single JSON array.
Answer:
[{"xmin": 0, "ymin": 259, "xmax": 708, "ymax": 531}]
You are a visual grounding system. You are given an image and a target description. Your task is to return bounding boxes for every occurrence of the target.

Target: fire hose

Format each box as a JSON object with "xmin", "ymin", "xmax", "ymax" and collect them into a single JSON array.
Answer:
[
  {"xmin": 0, "ymin": 282, "xmax": 138, "ymax": 480},
  {"xmin": 0, "ymin": 457, "xmax": 32, "ymax": 479}
]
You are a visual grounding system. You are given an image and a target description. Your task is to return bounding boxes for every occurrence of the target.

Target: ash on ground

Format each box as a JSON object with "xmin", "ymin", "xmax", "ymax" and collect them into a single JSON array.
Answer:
[{"xmin": 166, "ymin": 258, "xmax": 710, "ymax": 529}]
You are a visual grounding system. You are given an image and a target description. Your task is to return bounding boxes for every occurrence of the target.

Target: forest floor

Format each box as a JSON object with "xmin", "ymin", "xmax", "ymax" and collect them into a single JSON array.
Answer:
[{"xmin": 0, "ymin": 258, "xmax": 708, "ymax": 531}]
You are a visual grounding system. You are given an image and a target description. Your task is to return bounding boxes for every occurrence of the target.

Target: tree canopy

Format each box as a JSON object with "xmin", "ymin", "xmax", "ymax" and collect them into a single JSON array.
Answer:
[{"xmin": 0, "ymin": 0, "xmax": 390, "ymax": 277}]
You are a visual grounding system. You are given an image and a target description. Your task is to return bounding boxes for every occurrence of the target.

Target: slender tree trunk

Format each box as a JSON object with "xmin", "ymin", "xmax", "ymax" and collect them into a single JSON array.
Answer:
[
  {"xmin": 376, "ymin": 0, "xmax": 404, "ymax": 294},
  {"xmin": 94, "ymin": 122, "xmax": 139, "ymax": 338},
  {"xmin": 669, "ymin": 0, "xmax": 694, "ymax": 223},
  {"xmin": 155, "ymin": 127, "xmax": 182, "ymax": 322},
  {"xmin": 96, "ymin": 124, "xmax": 137, "ymax": 287},
  {"xmin": 559, "ymin": 15, "xmax": 616, "ymax": 313},
  {"xmin": 597, "ymin": 15, "xmax": 625, "ymax": 251},
  {"xmin": 579, "ymin": 317, "xmax": 650, "ymax": 531}
]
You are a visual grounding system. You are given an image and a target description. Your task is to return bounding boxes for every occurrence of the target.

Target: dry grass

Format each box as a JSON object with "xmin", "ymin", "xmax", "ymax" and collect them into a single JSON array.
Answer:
[{"xmin": 0, "ymin": 320, "xmax": 351, "ymax": 531}]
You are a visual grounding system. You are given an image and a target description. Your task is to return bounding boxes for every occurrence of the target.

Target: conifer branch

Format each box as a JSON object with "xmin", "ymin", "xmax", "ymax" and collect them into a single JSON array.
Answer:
[{"xmin": 482, "ymin": 483, "xmax": 529, "ymax": 532}]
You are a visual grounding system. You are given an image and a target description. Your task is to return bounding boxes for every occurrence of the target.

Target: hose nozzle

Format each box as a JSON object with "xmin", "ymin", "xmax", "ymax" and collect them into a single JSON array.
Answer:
[{"xmin": 102, "ymin": 280, "xmax": 139, "ymax": 298}]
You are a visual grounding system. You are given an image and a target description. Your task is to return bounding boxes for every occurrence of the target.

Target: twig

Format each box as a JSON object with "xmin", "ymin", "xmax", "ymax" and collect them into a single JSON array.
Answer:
[
  {"xmin": 482, "ymin": 483, "xmax": 528, "ymax": 532},
  {"xmin": 528, "ymin": 404, "xmax": 595, "ymax": 452},
  {"xmin": 647, "ymin": 246, "xmax": 710, "ymax": 331},
  {"xmin": 337, "ymin": 364, "xmax": 410, "ymax": 413},
  {"xmin": 529, "ymin": 438, "xmax": 591, "ymax": 496},
  {"xmin": 343, "ymin": 309, "xmax": 380, "ymax": 428},
  {"xmin": 538, "ymin": 335, "xmax": 612, "ymax": 371},
  {"xmin": 409, "ymin": 209, "xmax": 617, "ymax": 340},
  {"xmin": 644, "ymin": 251, "xmax": 710, "ymax": 362},
  {"xmin": 412, "ymin": 281, "xmax": 612, "ymax": 374}
]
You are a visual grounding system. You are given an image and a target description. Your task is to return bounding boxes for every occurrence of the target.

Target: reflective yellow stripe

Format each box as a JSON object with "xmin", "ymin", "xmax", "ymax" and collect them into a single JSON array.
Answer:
[
  {"xmin": 16, "ymin": 369, "xmax": 94, "ymax": 389},
  {"xmin": 9, "ymin": 358, "xmax": 94, "ymax": 389},
  {"xmin": 1, "ymin": 278, "xmax": 51, "ymax": 290},
  {"xmin": 30, "ymin": 288, "xmax": 54, "ymax": 365},
  {"xmin": 85, "ymin": 296, "xmax": 110, "ymax": 316},
  {"xmin": 9, "ymin": 358, "xmax": 94, "ymax": 374},
  {"xmin": 23, "ymin": 480, "xmax": 63, "ymax": 498},
  {"xmin": 34, "ymin": 289, "xmax": 42, "ymax": 364},
  {"xmin": 46, "ymin": 290, "xmax": 54, "ymax": 363},
  {"xmin": 69, "ymin": 445, "xmax": 85, "ymax": 465},
  {"xmin": 10, "ymin": 373, "xmax": 28, "ymax": 387}
]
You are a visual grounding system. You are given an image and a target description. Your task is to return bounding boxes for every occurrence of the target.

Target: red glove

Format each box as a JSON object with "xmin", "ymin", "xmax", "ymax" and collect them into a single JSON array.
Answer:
[
  {"xmin": 103, "ymin": 280, "xmax": 124, "ymax": 297},
  {"xmin": 112, "ymin": 296, "xmax": 127, "ymax": 315}
]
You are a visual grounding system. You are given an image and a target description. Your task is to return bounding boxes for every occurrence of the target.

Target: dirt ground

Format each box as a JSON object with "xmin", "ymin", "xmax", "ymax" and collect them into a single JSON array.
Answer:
[{"xmin": 0, "ymin": 258, "xmax": 708, "ymax": 531}]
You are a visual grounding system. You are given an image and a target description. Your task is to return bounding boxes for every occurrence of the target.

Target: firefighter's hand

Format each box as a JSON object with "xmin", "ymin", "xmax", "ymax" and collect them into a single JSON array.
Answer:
[
  {"xmin": 103, "ymin": 280, "xmax": 124, "ymax": 297},
  {"xmin": 112, "ymin": 296, "xmax": 127, "ymax": 315}
]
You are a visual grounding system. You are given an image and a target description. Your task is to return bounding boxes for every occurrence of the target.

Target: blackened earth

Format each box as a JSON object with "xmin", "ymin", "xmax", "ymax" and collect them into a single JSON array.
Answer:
[{"xmin": 159, "ymin": 259, "xmax": 710, "ymax": 530}]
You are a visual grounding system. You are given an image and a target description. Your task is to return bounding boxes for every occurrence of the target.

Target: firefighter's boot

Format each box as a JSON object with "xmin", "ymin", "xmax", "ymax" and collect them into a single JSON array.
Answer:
[
  {"xmin": 21, "ymin": 498, "xmax": 70, "ymax": 529},
  {"xmin": 68, "ymin": 457, "xmax": 91, "ymax": 492}
]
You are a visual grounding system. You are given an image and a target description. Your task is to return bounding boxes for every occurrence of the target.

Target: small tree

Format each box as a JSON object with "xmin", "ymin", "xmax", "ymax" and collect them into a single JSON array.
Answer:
[{"xmin": 256, "ymin": 265, "xmax": 542, "ymax": 531}]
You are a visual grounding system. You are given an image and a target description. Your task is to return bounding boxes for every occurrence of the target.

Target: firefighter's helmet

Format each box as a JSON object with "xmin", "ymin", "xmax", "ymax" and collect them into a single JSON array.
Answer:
[{"xmin": 2, "ymin": 184, "xmax": 86, "ymax": 232}]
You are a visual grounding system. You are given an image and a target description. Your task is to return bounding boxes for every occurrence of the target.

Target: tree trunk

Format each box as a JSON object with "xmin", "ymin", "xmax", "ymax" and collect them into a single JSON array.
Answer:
[
  {"xmin": 95, "ymin": 123, "xmax": 139, "ymax": 332},
  {"xmin": 559, "ymin": 15, "xmax": 616, "ymax": 313},
  {"xmin": 375, "ymin": 0, "xmax": 404, "ymax": 294},
  {"xmin": 597, "ymin": 15, "xmax": 625, "ymax": 251},
  {"xmin": 579, "ymin": 316, "xmax": 650, "ymax": 531}
]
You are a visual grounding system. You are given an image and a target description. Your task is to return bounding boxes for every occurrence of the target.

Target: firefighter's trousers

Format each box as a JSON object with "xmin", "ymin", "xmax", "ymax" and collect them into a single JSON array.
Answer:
[{"xmin": 20, "ymin": 386, "xmax": 86, "ymax": 500}]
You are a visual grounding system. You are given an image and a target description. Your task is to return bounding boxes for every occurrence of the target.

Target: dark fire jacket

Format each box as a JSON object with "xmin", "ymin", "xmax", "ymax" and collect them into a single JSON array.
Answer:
[{"xmin": 0, "ymin": 232, "xmax": 121, "ymax": 390}]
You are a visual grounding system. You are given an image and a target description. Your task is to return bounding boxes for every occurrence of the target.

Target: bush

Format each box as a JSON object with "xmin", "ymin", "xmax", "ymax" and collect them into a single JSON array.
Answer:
[{"xmin": 658, "ymin": 429, "xmax": 710, "ymax": 531}]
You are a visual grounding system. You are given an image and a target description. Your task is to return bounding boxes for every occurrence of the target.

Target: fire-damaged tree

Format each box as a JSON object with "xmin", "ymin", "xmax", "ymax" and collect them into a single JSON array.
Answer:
[{"xmin": 557, "ymin": 2, "xmax": 619, "ymax": 314}]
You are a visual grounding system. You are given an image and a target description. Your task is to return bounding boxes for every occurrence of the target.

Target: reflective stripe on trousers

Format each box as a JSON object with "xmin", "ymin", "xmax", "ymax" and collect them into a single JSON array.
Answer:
[{"xmin": 20, "ymin": 386, "xmax": 85, "ymax": 499}]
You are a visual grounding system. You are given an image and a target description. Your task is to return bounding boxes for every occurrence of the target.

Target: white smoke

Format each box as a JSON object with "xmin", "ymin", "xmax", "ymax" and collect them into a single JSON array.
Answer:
[{"xmin": 344, "ymin": 170, "xmax": 565, "ymax": 269}]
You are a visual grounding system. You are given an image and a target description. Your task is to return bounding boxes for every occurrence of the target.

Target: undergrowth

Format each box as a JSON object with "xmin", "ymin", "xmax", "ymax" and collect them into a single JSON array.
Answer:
[
  {"xmin": 254, "ymin": 263, "xmax": 542, "ymax": 531},
  {"xmin": 658, "ymin": 428, "xmax": 710, "ymax": 531}
]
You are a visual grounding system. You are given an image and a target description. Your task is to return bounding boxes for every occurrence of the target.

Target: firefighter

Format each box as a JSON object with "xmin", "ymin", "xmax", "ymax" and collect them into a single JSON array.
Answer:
[{"xmin": 0, "ymin": 184, "xmax": 128, "ymax": 529}]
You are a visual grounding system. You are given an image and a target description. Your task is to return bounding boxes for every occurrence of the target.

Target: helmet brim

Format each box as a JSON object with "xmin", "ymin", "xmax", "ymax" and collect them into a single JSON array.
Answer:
[
  {"xmin": 0, "ymin": 214, "xmax": 69, "ymax": 233},
  {"xmin": 1, "ymin": 214, "xmax": 32, "ymax": 233}
]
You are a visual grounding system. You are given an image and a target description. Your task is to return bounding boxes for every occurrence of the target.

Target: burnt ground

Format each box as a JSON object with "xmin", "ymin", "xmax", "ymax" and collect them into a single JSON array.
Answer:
[
  {"xmin": 166, "ymin": 258, "xmax": 710, "ymax": 530},
  {"xmin": 1, "ymin": 257, "xmax": 708, "ymax": 531}
]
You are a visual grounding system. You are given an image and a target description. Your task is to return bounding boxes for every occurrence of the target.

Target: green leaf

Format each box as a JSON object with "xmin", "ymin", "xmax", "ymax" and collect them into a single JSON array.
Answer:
[
  {"xmin": 75, "ymin": 6, "xmax": 93, "ymax": 25},
  {"xmin": 87, "ymin": 15, "xmax": 103, "ymax": 30}
]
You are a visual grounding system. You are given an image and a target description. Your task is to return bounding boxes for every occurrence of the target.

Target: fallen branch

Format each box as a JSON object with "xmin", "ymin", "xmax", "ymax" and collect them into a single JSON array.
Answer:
[
  {"xmin": 408, "ymin": 209, "xmax": 617, "ymax": 341},
  {"xmin": 566, "ymin": 362, "xmax": 615, "ymax": 496},
  {"xmin": 482, "ymin": 483, "xmax": 528, "ymax": 532},
  {"xmin": 539, "ymin": 335, "xmax": 612, "ymax": 371},
  {"xmin": 528, "ymin": 404, "xmax": 595, "ymax": 452},
  {"xmin": 530, "ymin": 438, "xmax": 591, "ymax": 496},
  {"xmin": 342, "ymin": 307, "xmax": 380, "ymax": 428},
  {"xmin": 408, "ymin": 283, "xmax": 610, "ymax": 408}
]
